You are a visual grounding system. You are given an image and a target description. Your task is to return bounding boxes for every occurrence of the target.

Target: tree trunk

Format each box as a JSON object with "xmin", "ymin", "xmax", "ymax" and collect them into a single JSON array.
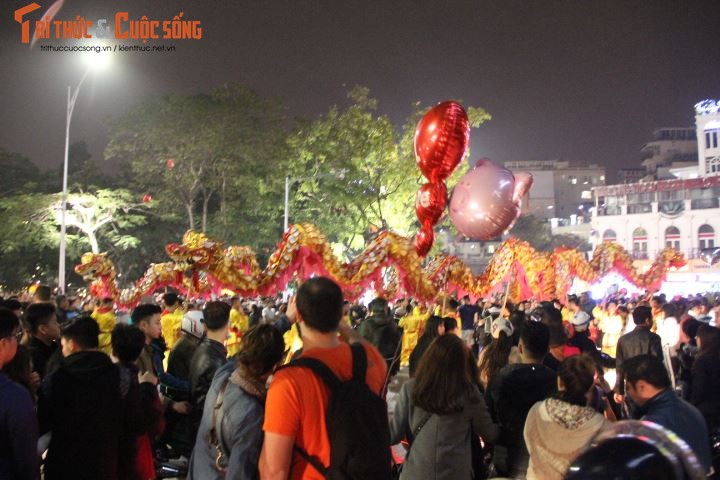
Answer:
[
  {"xmin": 202, "ymin": 191, "xmax": 212, "ymax": 233},
  {"xmin": 87, "ymin": 230, "xmax": 100, "ymax": 253},
  {"xmin": 186, "ymin": 203, "xmax": 195, "ymax": 230}
]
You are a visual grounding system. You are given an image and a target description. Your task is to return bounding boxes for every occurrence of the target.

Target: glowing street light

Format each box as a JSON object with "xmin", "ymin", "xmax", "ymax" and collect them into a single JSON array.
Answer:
[{"xmin": 58, "ymin": 48, "xmax": 111, "ymax": 294}]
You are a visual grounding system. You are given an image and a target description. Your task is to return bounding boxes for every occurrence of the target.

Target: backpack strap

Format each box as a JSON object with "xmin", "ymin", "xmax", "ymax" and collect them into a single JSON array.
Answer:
[
  {"xmin": 287, "ymin": 357, "xmax": 342, "ymax": 392},
  {"xmin": 350, "ymin": 342, "xmax": 367, "ymax": 382}
]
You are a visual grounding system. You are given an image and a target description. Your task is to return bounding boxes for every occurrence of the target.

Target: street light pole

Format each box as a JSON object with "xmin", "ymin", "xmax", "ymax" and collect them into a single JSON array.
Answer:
[
  {"xmin": 58, "ymin": 67, "xmax": 90, "ymax": 294},
  {"xmin": 284, "ymin": 175, "xmax": 290, "ymax": 233}
]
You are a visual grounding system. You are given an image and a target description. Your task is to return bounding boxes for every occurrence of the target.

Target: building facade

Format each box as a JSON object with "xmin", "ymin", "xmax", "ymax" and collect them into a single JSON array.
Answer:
[
  {"xmin": 504, "ymin": 159, "xmax": 606, "ymax": 220},
  {"xmin": 640, "ymin": 127, "xmax": 697, "ymax": 174},
  {"xmin": 591, "ymin": 100, "xmax": 720, "ymax": 293}
]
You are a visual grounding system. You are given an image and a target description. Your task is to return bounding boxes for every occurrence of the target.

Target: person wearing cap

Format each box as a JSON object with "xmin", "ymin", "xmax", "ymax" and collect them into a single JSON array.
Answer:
[
  {"xmin": 164, "ymin": 310, "xmax": 206, "ymax": 458},
  {"xmin": 478, "ymin": 317, "xmax": 515, "ymax": 390},
  {"xmin": 614, "ymin": 306, "xmax": 663, "ymax": 406},
  {"xmin": 167, "ymin": 311, "xmax": 206, "ymax": 386}
]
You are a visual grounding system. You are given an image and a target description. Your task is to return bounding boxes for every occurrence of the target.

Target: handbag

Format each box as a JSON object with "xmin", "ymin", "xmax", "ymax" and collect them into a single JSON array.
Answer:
[{"xmin": 392, "ymin": 412, "xmax": 433, "ymax": 479}]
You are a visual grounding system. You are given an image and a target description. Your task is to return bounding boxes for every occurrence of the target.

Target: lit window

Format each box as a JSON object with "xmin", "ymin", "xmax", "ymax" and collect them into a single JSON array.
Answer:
[
  {"xmin": 581, "ymin": 190, "xmax": 592, "ymax": 200},
  {"xmin": 570, "ymin": 177, "xmax": 577, "ymax": 184}
]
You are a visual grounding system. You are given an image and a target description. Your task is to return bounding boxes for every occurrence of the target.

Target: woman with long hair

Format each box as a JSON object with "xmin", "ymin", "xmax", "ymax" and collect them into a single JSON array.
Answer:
[
  {"xmin": 523, "ymin": 355, "xmax": 609, "ymax": 480},
  {"xmin": 408, "ymin": 315, "xmax": 445, "ymax": 377},
  {"xmin": 390, "ymin": 335, "xmax": 499, "ymax": 480},
  {"xmin": 690, "ymin": 324, "xmax": 720, "ymax": 431},
  {"xmin": 477, "ymin": 317, "xmax": 515, "ymax": 390},
  {"xmin": 189, "ymin": 324, "xmax": 285, "ymax": 479}
]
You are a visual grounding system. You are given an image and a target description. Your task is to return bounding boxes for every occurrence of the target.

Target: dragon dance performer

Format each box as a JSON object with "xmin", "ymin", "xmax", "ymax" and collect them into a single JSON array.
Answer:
[
  {"xmin": 227, "ymin": 296, "xmax": 250, "ymax": 357},
  {"xmin": 399, "ymin": 303, "xmax": 430, "ymax": 366},
  {"xmin": 161, "ymin": 292, "xmax": 184, "ymax": 352},
  {"xmin": 91, "ymin": 297, "xmax": 117, "ymax": 356}
]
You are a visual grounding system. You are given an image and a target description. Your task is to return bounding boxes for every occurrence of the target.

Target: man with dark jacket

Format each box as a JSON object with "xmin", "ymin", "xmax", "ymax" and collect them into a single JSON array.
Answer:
[
  {"xmin": 0, "ymin": 307, "xmax": 39, "ymax": 480},
  {"xmin": 487, "ymin": 321, "xmax": 556, "ymax": 478},
  {"xmin": 38, "ymin": 316, "xmax": 122, "ymax": 480},
  {"xmin": 358, "ymin": 297, "xmax": 402, "ymax": 377},
  {"xmin": 189, "ymin": 301, "xmax": 230, "ymax": 438},
  {"xmin": 164, "ymin": 310, "xmax": 205, "ymax": 457},
  {"xmin": 614, "ymin": 306, "xmax": 663, "ymax": 404},
  {"xmin": 624, "ymin": 354, "xmax": 712, "ymax": 474},
  {"xmin": 24, "ymin": 302, "xmax": 61, "ymax": 379}
]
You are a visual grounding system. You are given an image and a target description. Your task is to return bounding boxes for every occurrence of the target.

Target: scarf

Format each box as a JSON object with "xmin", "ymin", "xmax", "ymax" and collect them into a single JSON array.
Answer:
[{"xmin": 229, "ymin": 366, "xmax": 267, "ymax": 402}]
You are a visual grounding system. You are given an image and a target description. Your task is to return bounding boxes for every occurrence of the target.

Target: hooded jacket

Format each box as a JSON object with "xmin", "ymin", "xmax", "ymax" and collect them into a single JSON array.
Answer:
[
  {"xmin": 0, "ymin": 372, "xmax": 39, "ymax": 480},
  {"xmin": 524, "ymin": 398, "xmax": 608, "ymax": 480},
  {"xmin": 38, "ymin": 351, "xmax": 121, "ymax": 480}
]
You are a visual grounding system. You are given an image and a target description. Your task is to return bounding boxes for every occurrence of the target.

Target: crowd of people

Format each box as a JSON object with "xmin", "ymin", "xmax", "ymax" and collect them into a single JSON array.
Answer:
[{"xmin": 0, "ymin": 280, "xmax": 719, "ymax": 479}]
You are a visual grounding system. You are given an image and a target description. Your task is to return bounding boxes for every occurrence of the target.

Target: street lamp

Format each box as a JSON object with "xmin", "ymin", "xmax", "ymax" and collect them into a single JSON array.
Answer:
[
  {"xmin": 283, "ymin": 169, "xmax": 347, "ymax": 232},
  {"xmin": 58, "ymin": 50, "xmax": 111, "ymax": 294}
]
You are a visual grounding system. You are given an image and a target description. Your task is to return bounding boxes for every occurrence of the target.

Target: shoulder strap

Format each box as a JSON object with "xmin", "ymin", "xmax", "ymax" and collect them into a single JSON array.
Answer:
[
  {"xmin": 286, "ymin": 357, "xmax": 342, "ymax": 391},
  {"xmin": 207, "ymin": 376, "xmax": 232, "ymax": 472},
  {"xmin": 350, "ymin": 342, "xmax": 367, "ymax": 382},
  {"xmin": 405, "ymin": 413, "xmax": 433, "ymax": 461}
]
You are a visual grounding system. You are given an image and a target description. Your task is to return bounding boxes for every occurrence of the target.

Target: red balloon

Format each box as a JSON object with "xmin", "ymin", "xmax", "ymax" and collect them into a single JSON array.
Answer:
[
  {"xmin": 415, "ymin": 182, "xmax": 448, "ymax": 227},
  {"xmin": 414, "ymin": 225, "xmax": 435, "ymax": 257},
  {"xmin": 448, "ymin": 159, "xmax": 533, "ymax": 240},
  {"xmin": 166, "ymin": 159, "xmax": 175, "ymax": 169},
  {"xmin": 414, "ymin": 101, "xmax": 470, "ymax": 182},
  {"xmin": 142, "ymin": 194, "xmax": 153, "ymax": 203}
]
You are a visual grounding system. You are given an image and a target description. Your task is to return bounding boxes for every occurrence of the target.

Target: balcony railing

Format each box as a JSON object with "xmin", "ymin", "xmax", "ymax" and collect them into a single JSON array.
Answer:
[{"xmin": 690, "ymin": 198, "xmax": 720, "ymax": 210}]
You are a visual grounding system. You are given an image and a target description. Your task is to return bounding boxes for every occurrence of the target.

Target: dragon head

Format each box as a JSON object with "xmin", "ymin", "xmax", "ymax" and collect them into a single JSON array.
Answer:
[
  {"xmin": 166, "ymin": 231, "xmax": 224, "ymax": 270},
  {"xmin": 74, "ymin": 252, "xmax": 115, "ymax": 281}
]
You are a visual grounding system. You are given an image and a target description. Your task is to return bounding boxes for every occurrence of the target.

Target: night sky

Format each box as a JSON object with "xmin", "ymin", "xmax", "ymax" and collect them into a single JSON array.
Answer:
[{"xmin": 1, "ymin": 0, "xmax": 719, "ymax": 182}]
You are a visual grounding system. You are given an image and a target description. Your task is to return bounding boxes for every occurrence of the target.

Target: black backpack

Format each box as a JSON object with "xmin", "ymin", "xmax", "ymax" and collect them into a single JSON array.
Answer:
[{"xmin": 285, "ymin": 343, "xmax": 392, "ymax": 480}]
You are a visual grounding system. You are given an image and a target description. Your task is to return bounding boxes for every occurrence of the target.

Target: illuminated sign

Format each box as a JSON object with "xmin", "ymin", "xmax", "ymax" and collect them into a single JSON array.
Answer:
[{"xmin": 695, "ymin": 99, "xmax": 720, "ymax": 116}]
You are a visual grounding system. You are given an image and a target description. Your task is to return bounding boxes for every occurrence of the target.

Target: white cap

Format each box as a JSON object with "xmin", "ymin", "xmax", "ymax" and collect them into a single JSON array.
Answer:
[
  {"xmin": 571, "ymin": 311, "xmax": 591, "ymax": 331},
  {"xmin": 491, "ymin": 317, "xmax": 514, "ymax": 339},
  {"xmin": 181, "ymin": 311, "xmax": 206, "ymax": 339}
]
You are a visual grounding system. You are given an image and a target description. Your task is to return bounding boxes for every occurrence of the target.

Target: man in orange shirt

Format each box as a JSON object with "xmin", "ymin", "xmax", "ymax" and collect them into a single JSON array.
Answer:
[{"xmin": 259, "ymin": 277, "xmax": 387, "ymax": 480}]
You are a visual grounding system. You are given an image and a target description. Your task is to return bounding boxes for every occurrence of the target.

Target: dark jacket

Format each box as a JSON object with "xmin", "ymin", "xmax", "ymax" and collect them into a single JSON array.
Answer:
[
  {"xmin": 38, "ymin": 351, "xmax": 121, "ymax": 480},
  {"xmin": 190, "ymin": 338, "xmax": 228, "ymax": 420},
  {"xmin": 188, "ymin": 361, "xmax": 265, "ymax": 480},
  {"xmin": 486, "ymin": 362, "xmax": 557, "ymax": 477},
  {"xmin": 118, "ymin": 363, "xmax": 165, "ymax": 480},
  {"xmin": 167, "ymin": 335, "xmax": 200, "ymax": 397},
  {"xmin": 389, "ymin": 379, "xmax": 499, "ymax": 480},
  {"xmin": 690, "ymin": 352, "xmax": 720, "ymax": 431},
  {"xmin": 614, "ymin": 326, "xmax": 663, "ymax": 393},
  {"xmin": 359, "ymin": 314, "xmax": 402, "ymax": 375},
  {"xmin": 26, "ymin": 336, "xmax": 59, "ymax": 379},
  {"xmin": 634, "ymin": 389, "xmax": 712, "ymax": 473},
  {"xmin": 568, "ymin": 331, "xmax": 615, "ymax": 368},
  {"xmin": 0, "ymin": 372, "xmax": 39, "ymax": 480}
]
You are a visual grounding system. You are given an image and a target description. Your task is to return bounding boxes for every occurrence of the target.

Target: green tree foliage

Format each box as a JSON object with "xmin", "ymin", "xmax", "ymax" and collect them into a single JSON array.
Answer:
[
  {"xmin": 104, "ymin": 84, "xmax": 288, "ymax": 243},
  {"xmin": 287, "ymin": 86, "xmax": 491, "ymax": 255}
]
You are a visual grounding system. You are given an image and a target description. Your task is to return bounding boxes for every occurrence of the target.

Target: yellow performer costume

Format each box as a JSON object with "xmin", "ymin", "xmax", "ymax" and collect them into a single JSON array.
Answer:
[
  {"xmin": 399, "ymin": 307, "xmax": 429, "ymax": 366},
  {"xmin": 227, "ymin": 307, "xmax": 250, "ymax": 358},
  {"xmin": 161, "ymin": 308, "xmax": 184, "ymax": 351},
  {"xmin": 593, "ymin": 306, "xmax": 623, "ymax": 357},
  {"xmin": 91, "ymin": 306, "xmax": 116, "ymax": 356}
]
